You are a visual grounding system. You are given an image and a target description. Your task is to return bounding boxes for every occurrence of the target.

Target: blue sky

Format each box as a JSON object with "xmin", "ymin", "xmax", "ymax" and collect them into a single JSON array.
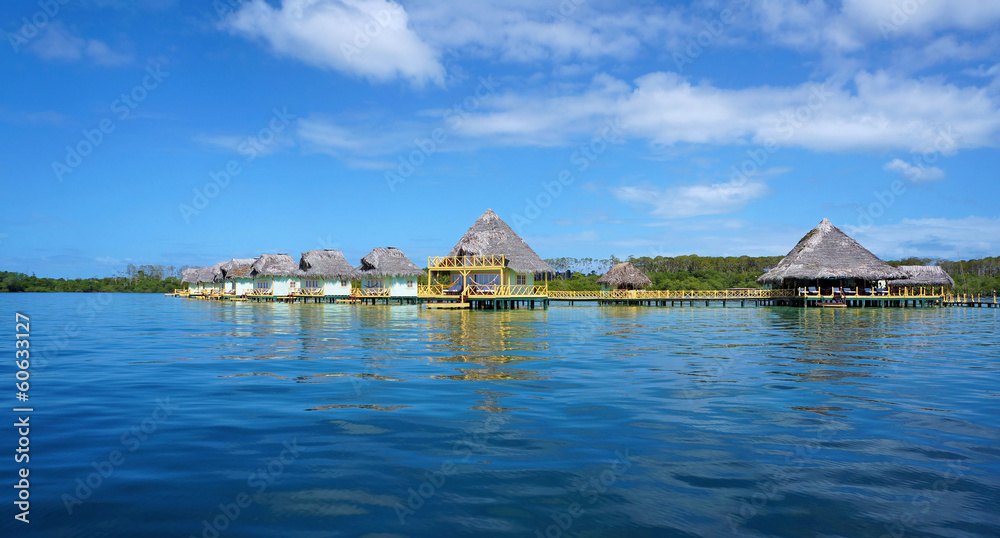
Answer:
[{"xmin": 2, "ymin": 0, "xmax": 999, "ymax": 278}]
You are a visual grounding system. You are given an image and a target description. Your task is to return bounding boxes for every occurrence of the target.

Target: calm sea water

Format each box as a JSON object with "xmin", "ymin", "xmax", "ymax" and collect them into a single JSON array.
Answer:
[{"xmin": 2, "ymin": 293, "xmax": 999, "ymax": 537}]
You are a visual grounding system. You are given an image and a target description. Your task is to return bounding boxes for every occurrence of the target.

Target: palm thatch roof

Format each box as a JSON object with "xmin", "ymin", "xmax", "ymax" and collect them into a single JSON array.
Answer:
[
  {"xmin": 446, "ymin": 209, "xmax": 554, "ymax": 273},
  {"xmin": 354, "ymin": 247, "xmax": 424, "ymax": 278},
  {"xmin": 216, "ymin": 258, "xmax": 256, "ymax": 282},
  {"xmin": 180, "ymin": 267, "xmax": 200, "ymax": 284},
  {"xmin": 297, "ymin": 250, "xmax": 355, "ymax": 279},
  {"xmin": 757, "ymin": 218, "xmax": 907, "ymax": 285},
  {"xmin": 892, "ymin": 265, "xmax": 955, "ymax": 286},
  {"xmin": 249, "ymin": 254, "xmax": 298, "ymax": 277},
  {"xmin": 597, "ymin": 262, "xmax": 653, "ymax": 289},
  {"xmin": 194, "ymin": 264, "xmax": 223, "ymax": 284}
]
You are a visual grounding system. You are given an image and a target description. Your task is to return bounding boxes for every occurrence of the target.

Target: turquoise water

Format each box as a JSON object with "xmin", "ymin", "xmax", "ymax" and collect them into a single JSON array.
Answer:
[{"xmin": 3, "ymin": 294, "xmax": 999, "ymax": 537}]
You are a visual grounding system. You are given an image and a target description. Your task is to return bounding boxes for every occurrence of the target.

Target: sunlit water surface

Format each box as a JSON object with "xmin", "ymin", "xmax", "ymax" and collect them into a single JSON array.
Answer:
[{"xmin": 2, "ymin": 294, "xmax": 999, "ymax": 537}]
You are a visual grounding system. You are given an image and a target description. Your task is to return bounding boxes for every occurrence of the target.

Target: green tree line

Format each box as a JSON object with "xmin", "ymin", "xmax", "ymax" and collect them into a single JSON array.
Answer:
[{"xmin": 0, "ymin": 264, "xmax": 190, "ymax": 293}]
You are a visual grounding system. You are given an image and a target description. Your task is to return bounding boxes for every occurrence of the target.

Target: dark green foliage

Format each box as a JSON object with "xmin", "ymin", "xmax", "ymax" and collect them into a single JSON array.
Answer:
[{"xmin": 0, "ymin": 264, "xmax": 185, "ymax": 293}]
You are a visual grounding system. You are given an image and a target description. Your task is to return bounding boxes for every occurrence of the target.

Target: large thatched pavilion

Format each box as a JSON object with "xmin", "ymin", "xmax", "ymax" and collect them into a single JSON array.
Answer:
[
  {"xmin": 428, "ymin": 209, "xmax": 553, "ymax": 299},
  {"xmin": 758, "ymin": 218, "xmax": 906, "ymax": 296},
  {"xmin": 248, "ymin": 254, "xmax": 299, "ymax": 297},
  {"xmin": 597, "ymin": 262, "xmax": 652, "ymax": 291},
  {"xmin": 353, "ymin": 247, "xmax": 424, "ymax": 298},
  {"xmin": 296, "ymin": 249, "xmax": 355, "ymax": 297}
]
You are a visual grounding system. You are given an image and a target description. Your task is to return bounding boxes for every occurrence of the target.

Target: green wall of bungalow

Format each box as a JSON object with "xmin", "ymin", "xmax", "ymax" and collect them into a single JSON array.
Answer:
[
  {"xmin": 362, "ymin": 276, "xmax": 418, "ymax": 297},
  {"xmin": 300, "ymin": 276, "xmax": 352, "ymax": 296},
  {"xmin": 253, "ymin": 275, "xmax": 300, "ymax": 297}
]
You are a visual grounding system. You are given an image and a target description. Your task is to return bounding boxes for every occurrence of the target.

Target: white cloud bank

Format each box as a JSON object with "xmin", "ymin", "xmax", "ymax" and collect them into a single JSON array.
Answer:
[
  {"xmin": 613, "ymin": 180, "xmax": 769, "ymax": 220},
  {"xmin": 883, "ymin": 158, "xmax": 945, "ymax": 183},
  {"xmin": 30, "ymin": 22, "xmax": 132, "ymax": 66}
]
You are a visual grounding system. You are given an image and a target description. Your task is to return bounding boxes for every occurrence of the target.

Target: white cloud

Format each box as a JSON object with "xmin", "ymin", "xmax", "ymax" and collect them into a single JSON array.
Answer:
[
  {"xmin": 613, "ymin": 179, "xmax": 770, "ymax": 219},
  {"xmin": 222, "ymin": 0, "xmax": 444, "ymax": 86},
  {"xmin": 29, "ymin": 22, "xmax": 132, "ymax": 66},
  {"xmin": 193, "ymin": 132, "xmax": 293, "ymax": 157},
  {"xmin": 883, "ymin": 158, "xmax": 944, "ymax": 183},
  {"xmin": 844, "ymin": 216, "xmax": 1000, "ymax": 259},
  {"xmin": 455, "ymin": 70, "xmax": 1000, "ymax": 153}
]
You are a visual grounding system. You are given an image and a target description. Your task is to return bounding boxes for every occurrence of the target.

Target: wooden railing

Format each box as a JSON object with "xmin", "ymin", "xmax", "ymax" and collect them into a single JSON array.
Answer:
[
  {"xmin": 466, "ymin": 284, "xmax": 547, "ymax": 297},
  {"xmin": 250, "ymin": 288, "xmax": 272, "ymax": 296},
  {"xmin": 428, "ymin": 255, "xmax": 506, "ymax": 269},
  {"xmin": 796, "ymin": 287, "xmax": 948, "ymax": 298},
  {"xmin": 547, "ymin": 289, "xmax": 795, "ymax": 300},
  {"xmin": 295, "ymin": 287, "xmax": 322, "ymax": 296},
  {"xmin": 354, "ymin": 287, "xmax": 390, "ymax": 297}
]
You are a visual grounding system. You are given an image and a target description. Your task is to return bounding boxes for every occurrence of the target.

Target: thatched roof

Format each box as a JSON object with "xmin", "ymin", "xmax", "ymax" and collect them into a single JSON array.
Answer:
[
  {"xmin": 757, "ymin": 218, "xmax": 907, "ymax": 285},
  {"xmin": 216, "ymin": 258, "xmax": 256, "ymax": 282},
  {"xmin": 298, "ymin": 250, "xmax": 355, "ymax": 279},
  {"xmin": 194, "ymin": 264, "xmax": 223, "ymax": 284},
  {"xmin": 249, "ymin": 254, "xmax": 298, "ymax": 277},
  {"xmin": 892, "ymin": 265, "xmax": 955, "ymax": 286},
  {"xmin": 446, "ymin": 209, "xmax": 554, "ymax": 273},
  {"xmin": 354, "ymin": 247, "xmax": 424, "ymax": 278},
  {"xmin": 597, "ymin": 262, "xmax": 653, "ymax": 289},
  {"xmin": 180, "ymin": 268, "xmax": 200, "ymax": 284}
]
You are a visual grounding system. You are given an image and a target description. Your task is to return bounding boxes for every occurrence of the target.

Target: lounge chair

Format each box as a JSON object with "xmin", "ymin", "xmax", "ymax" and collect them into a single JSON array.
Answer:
[
  {"xmin": 832, "ymin": 287, "xmax": 842, "ymax": 296},
  {"xmin": 875, "ymin": 288, "xmax": 888, "ymax": 296},
  {"xmin": 806, "ymin": 287, "xmax": 819, "ymax": 295},
  {"xmin": 797, "ymin": 287, "xmax": 806, "ymax": 295},
  {"xmin": 862, "ymin": 288, "xmax": 873, "ymax": 295},
  {"xmin": 843, "ymin": 287, "xmax": 856, "ymax": 295}
]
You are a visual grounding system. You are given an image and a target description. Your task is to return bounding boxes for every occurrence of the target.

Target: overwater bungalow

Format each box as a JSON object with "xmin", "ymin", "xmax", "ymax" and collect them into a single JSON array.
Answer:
[
  {"xmin": 296, "ymin": 249, "xmax": 354, "ymax": 298},
  {"xmin": 193, "ymin": 265, "xmax": 223, "ymax": 296},
  {"xmin": 248, "ymin": 254, "xmax": 299, "ymax": 297},
  {"xmin": 891, "ymin": 265, "xmax": 955, "ymax": 294},
  {"xmin": 423, "ymin": 209, "xmax": 552, "ymax": 307},
  {"xmin": 180, "ymin": 268, "xmax": 199, "ymax": 294},
  {"xmin": 597, "ymin": 262, "xmax": 653, "ymax": 292},
  {"xmin": 218, "ymin": 258, "xmax": 256, "ymax": 296},
  {"xmin": 353, "ymin": 247, "xmax": 424, "ymax": 299},
  {"xmin": 758, "ymin": 218, "xmax": 911, "ymax": 306}
]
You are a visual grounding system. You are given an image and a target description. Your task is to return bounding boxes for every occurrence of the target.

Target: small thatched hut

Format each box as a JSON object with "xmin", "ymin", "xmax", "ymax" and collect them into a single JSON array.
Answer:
[
  {"xmin": 297, "ymin": 249, "xmax": 355, "ymax": 296},
  {"xmin": 434, "ymin": 209, "xmax": 554, "ymax": 294},
  {"xmin": 248, "ymin": 254, "xmax": 300, "ymax": 296},
  {"xmin": 892, "ymin": 266, "xmax": 955, "ymax": 288},
  {"xmin": 354, "ymin": 247, "xmax": 424, "ymax": 297},
  {"xmin": 757, "ymin": 218, "xmax": 906, "ymax": 293},
  {"xmin": 192, "ymin": 264, "xmax": 223, "ymax": 295},
  {"xmin": 597, "ymin": 262, "xmax": 652, "ymax": 291},
  {"xmin": 217, "ymin": 258, "xmax": 256, "ymax": 295}
]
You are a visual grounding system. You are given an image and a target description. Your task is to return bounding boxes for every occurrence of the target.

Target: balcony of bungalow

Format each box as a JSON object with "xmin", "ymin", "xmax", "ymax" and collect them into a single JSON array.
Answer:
[{"xmin": 418, "ymin": 254, "xmax": 548, "ymax": 300}]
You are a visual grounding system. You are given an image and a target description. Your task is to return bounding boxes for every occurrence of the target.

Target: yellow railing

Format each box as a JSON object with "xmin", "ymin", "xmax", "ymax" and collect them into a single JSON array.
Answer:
[
  {"xmin": 466, "ymin": 284, "xmax": 547, "ymax": 297},
  {"xmin": 295, "ymin": 287, "xmax": 322, "ymax": 296},
  {"xmin": 428, "ymin": 255, "xmax": 506, "ymax": 269},
  {"xmin": 547, "ymin": 289, "xmax": 795, "ymax": 300},
  {"xmin": 796, "ymin": 287, "xmax": 947, "ymax": 298},
  {"xmin": 418, "ymin": 284, "xmax": 445, "ymax": 296},
  {"xmin": 250, "ymin": 288, "xmax": 272, "ymax": 296},
  {"xmin": 354, "ymin": 287, "xmax": 390, "ymax": 297}
]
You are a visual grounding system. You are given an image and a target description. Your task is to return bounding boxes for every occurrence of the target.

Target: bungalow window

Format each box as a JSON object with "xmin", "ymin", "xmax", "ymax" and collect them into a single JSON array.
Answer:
[
  {"xmin": 305, "ymin": 280, "xmax": 319, "ymax": 289},
  {"xmin": 473, "ymin": 273, "xmax": 499, "ymax": 285},
  {"xmin": 255, "ymin": 280, "xmax": 269, "ymax": 289},
  {"xmin": 289, "ymin": 280, "xmax": 298, "ymax": 289},
  {"xmin": 516, "ymin": 274, "xmax": 526, "ymax": 286},
  {"xmin": 366, "ymin": 279, "xmax": 381, "ymax": 289},
  {"xmin": 407, "ymin": 279, "xmax": 415, "ymax": 288},
  {"xmin": 340, "ymin": 279, "xmax": 349, "ymax": 286}
]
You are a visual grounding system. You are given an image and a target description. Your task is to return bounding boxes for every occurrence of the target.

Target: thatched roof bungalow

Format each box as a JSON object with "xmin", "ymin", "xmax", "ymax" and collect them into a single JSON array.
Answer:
[
  {"xmin": 180, "ymin": 267, "xmax": 200, "ymax": 287},
  {"xmin": 297, "ymin": 249, "xmax": 355, "ymax": 296},
  {"xmin": 758, "ymin": 218, "xmax": 906, "ymax": 291},
  {"xmin": 249, "ymin": 254, "xmax": 299, "ymax": 296},
  {"xmin": 892, "ymin": 266, "xmax": 955, "ymax": 287},
  {"xmin": 433, "ymin": 209, "xmax": 553, "ymax": 295},
  {"xmin": 597, "ymin": 262, "xmax": 653, "ymax": 291},
  {"xmin": 216, "ymin": 258, "xmax": 256, "ymax": 295},
  {"xmin": 354, "ymin": 247, "xmax": 424, "ymax": 297}
]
